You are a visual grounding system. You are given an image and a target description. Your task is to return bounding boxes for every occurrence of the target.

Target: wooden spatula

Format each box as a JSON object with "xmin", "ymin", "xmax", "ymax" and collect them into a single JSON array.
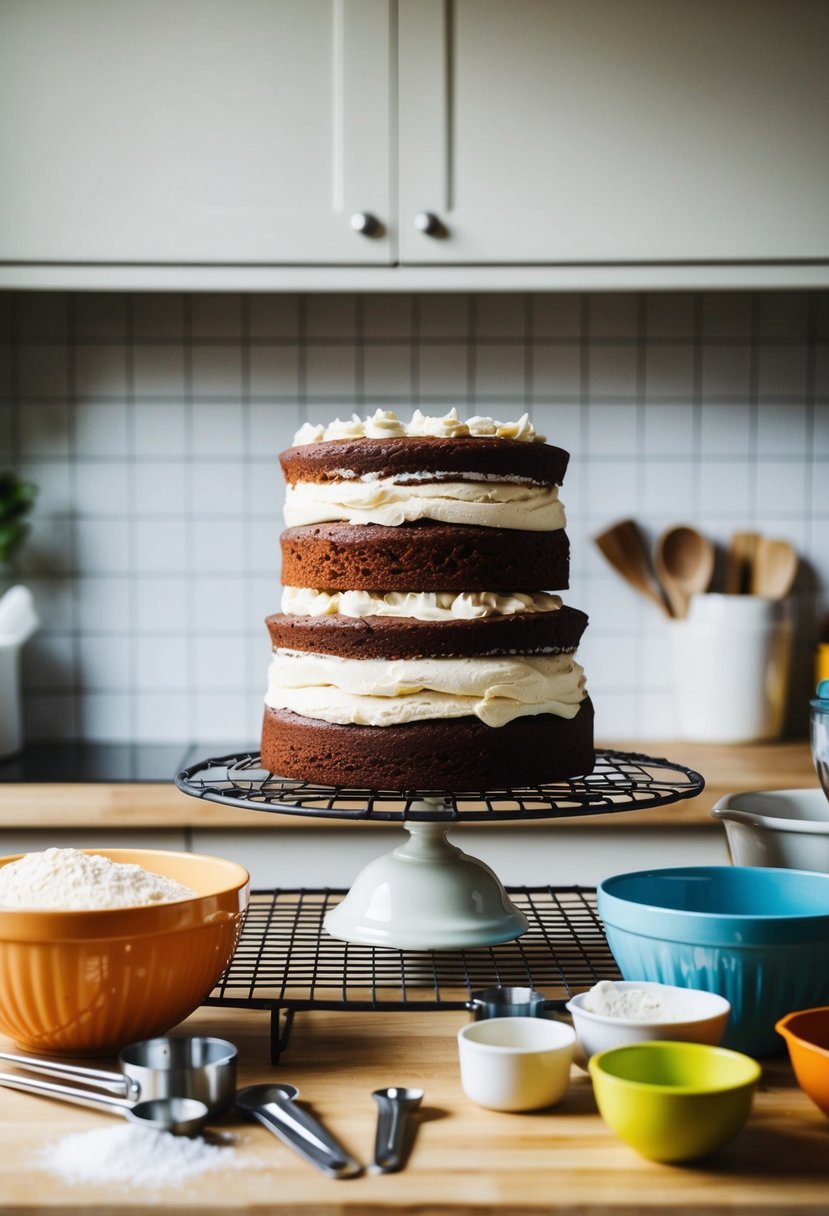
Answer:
[
  {"xmin": 724, "ymin": 531, "xmax": 760, "ymax": 595},
  {"xmin": 593, "ymin": 519, "xmax": 671, "ymax": 616},
  {"xmin": 751, "ymin": 537, "xmax": 798, "ymax": 599}
]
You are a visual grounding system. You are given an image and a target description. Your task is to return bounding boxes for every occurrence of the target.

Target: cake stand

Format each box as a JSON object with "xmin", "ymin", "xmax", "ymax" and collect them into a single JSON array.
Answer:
[{"xmin": 176, "ymin": 750, "xmax": 704, "ymax": 951}]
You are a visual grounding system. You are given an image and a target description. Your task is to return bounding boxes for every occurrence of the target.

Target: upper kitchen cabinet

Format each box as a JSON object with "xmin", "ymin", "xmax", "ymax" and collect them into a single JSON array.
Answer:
[
  {"xmin": 2, "ymin": 0, "xmax": 827, "ymax": 289},
  {"xmin": 399, "ymin": 0, "xmax": 829, "ymax": 266},
  {"xmin": 0, "ymin": 0, "xmax": 393, "ymax": 265}
]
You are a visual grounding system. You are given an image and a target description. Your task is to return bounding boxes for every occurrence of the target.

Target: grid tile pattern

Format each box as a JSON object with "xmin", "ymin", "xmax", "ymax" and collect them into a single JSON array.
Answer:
[{"xmin": 0, "ymin": 290, "xmax": 827, "ymax": 744}]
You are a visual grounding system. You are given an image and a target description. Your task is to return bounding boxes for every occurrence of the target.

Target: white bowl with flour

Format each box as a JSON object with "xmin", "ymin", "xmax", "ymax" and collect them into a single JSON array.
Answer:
[{"xmin": 566, "ymin": 981, "xmax": 731, "ymax": 1062}]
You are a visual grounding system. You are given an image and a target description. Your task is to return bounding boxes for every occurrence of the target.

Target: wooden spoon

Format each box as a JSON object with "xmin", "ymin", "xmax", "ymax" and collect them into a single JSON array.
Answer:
[
  {"xmin": 654, "ymin": 525, "xmax": 715, "ymax": 619},
  {"xmin": 593, "ymin": 519, "xmax": 670, "ymax": 616},
  {"xmin": 724, "ymin": 530, "xmax": 761, "ymax": 595},
  {"xmin": 751, "ymin": 537, "xmax": 798, "ymax": 599}
]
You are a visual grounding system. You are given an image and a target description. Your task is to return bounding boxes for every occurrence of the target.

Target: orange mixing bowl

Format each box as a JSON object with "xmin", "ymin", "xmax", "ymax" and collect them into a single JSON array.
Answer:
[
  {"xmin": 776, "ymin": 1007, "xmax": 829, "ymax": 1116},
  {"xmin": 0, "ymin": 849, "xmax": 249, "ymax": 1055}
]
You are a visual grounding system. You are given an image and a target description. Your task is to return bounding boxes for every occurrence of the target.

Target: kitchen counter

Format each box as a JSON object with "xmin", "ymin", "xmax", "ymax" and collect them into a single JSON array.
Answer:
[
  {"xmin": 0, "ymin": 1004, "xmax": 826, "ymax": 1214},
  {"xmin": 0, "ymin": 741, "xmax": 815, "ymax": 830}
]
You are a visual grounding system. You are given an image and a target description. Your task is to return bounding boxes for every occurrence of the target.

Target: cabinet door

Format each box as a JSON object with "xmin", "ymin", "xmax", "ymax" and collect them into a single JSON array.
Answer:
[
  {"xmin": 399, "ymin": 0, "xmax": 829, "ymax": 264},
  {"xmin": 0, "ymin": 0, "xmax": 392, "ymax": 264}
]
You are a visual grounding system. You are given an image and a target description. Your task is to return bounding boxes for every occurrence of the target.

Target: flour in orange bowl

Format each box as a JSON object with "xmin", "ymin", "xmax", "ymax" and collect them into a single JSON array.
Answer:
[{"xmin": 0, "ymin": 847, "xmax": 196, "ymax": 910}]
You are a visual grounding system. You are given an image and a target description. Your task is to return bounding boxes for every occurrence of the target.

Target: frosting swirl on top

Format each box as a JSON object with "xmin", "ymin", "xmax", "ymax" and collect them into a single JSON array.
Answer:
[{"xmin": 292, "ymin": 409, "xmax": 546, "ymax": 446}]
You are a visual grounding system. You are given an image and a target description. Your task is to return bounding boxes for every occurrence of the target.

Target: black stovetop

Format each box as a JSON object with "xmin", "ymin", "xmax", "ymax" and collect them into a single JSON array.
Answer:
[{"xmin": 0, "ymin": 742, "xmax": 253, "ymax": 783}]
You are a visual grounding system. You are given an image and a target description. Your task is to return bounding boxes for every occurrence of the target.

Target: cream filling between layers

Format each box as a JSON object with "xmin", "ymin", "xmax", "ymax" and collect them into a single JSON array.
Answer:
[
  {"xmin": 283, "ymin": 478, "xmax": 564, "ymax": 531},
  {"xmin": 265, "ymin": 649, "xmax": 586, "ymax": 728},
  {"xmin": 281, "ymin": 588, "xmax": 564, "ymax": 620}
]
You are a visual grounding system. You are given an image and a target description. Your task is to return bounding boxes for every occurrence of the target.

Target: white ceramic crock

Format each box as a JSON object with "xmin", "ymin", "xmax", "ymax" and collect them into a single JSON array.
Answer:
[{"xmin": 667, "ymin": 594, "xmax": 792, "ymax": 743}]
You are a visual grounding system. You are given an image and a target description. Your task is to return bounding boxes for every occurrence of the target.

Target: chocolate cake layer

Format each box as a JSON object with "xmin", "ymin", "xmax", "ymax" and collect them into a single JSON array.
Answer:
[
  {"xmin": 261, "ymin": 700, "xmax": 595, "ymax": 790},
  {"xmin": 280, "ymin": 522, "xmax": 570, "ymax": 591},
  {"xmin": 281, "ymin": 436, "xmax": 568, "ymax": 486},
  {"xmin": 266, "ymin": 606, "xmax": 588, "ymax": 659}
]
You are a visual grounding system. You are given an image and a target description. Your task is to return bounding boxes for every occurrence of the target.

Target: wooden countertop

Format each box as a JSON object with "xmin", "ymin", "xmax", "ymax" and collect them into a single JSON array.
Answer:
[
  {"xmin": 0, "ymin": 1004, "xmax": 826, "ymax": 1214},
  {"xmin": 0, "ymin": 741, "xmax": 816, "ymax": 830}
]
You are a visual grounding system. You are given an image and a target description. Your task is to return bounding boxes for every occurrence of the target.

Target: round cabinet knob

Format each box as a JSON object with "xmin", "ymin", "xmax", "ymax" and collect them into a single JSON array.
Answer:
[
  {"xmin": 351, "ymin": 212, "xmax": 380, "ymax": 237},
  {"xmin": 414, "ymin": 211, "xmax": 442, "ymax": 235}
]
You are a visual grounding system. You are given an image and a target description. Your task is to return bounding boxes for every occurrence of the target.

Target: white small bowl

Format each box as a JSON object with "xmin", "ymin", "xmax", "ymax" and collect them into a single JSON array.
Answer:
[
  {"xmin": 457, "ymin": 1016, "xmax": 575, "ymax": 1111},
  {"xmin": 712, "ymin": 788, "xmax": 829, "ymax": 872},
  {"xmin": 566, "ymin": 982, "xmax": 731, "ymax": 1062}
]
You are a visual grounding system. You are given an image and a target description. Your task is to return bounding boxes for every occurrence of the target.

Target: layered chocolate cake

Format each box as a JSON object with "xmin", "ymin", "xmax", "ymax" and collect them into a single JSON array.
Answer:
[{"xmin": 262, "ymin": 409, "xmax": 595, "ymax": 789}]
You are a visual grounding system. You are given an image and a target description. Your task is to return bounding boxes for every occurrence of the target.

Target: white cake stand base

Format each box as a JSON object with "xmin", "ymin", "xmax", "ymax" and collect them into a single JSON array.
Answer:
[{"xmin": 323, "ymin": 803, "xmax": 528, "ymax": 950}]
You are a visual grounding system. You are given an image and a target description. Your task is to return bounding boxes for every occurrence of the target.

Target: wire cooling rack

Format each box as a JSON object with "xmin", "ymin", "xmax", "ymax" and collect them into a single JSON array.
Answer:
[
  {"xmin": 176, "ymin": 748, "xmax": 704, "ymax": 822},
  {"xmin": 205, "ymin": 886, "xmax": 620, "ymax": 1061}
]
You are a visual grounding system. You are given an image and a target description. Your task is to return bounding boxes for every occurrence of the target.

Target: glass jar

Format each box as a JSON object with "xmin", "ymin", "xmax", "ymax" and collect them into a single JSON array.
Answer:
[{"xmin": 811, "ymin": 680, "xmax": 829, "ymax": 801}]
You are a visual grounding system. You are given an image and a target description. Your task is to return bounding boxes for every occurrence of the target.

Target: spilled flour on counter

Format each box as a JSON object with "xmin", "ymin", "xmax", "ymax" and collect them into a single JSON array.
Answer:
[
  {"xmin": 0, "ymin": 847, "xmax": 195, "ymax": 909},
  {"xmin": 38, "ymin": 1125, "xmax": 253, "ymax": 1189}
]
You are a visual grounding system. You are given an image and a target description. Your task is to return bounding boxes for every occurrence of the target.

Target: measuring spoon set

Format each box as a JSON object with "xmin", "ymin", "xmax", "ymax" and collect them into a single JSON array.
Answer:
[{"xmin": 0, "ymin": 1036, "xmax": 423, "ymax": 1178}]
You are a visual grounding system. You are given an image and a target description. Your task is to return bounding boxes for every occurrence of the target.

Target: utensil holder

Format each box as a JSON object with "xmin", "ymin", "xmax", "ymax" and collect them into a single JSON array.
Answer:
[{"xmin": 667, "ymin": 594, "xmax": 792, "ymax": 743}]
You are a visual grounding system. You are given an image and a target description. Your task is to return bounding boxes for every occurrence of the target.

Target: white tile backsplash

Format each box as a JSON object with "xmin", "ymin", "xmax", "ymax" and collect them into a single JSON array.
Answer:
[
  {"xmin": 19, "ymin": 401, "xmax": 71, "ymax": 456},
  {"xmin": 473, "ymin": 343, "xmax": 526, "ymax": 396},
  {"xmin": 248, "ymin": 294, "xmax": 299, "ymax": 340},
  {"xmin": 134, "ymin": 519, "xmax": 187, "ymax": 573},
  {"xmin": 78, "ymin": 634, "xmax": 130, "ymax": 691},
  {"xmin": 532, "ymin": 294, "xmax": 581, "ymax": 340},
  {"xmin": 645, "ymin": 345, "xmax": 695, "ymax": 400},
  {"xmin": 133, "ymin": 400, "xmax": 187, "ymax": 457},
  {"xmin": 532, "ymin": 344, "xmax": 581, "ymax": 398},
  {"xmin": 305, "ymin": 344, "xmax": 357, "ymax": 397},
  {"xmin": 132, "ymin": 294, "xmax": 185, "ymax": 340},
  {"xmin": 475, "ymin": 294, "xmax": 526, "ymax": 340},
  {"xmin": 191, "ymin": 402, "xmax": 246, "ymax": 459},
  {"xmin": 74, "ymin": 460, "xmax": 131, "ymax": 516},
  {"xmin": 18, "ymin": 345, "xmax": 68, "ymax": 398},
  {"xmin": 133, "ymin": 344, "xmax": 186, "ymax": 398},
  {"xmin": 642, "ymin": 459, "xmax": 697, "ymax": 516},
  {"xmin": 134, "ymin": 576, "xmax": 190, "ymax": 634},
  {"xmin": 73, "ymin": 519, "xmax": 131, "ymax": 575},
  {"xmin": 417, "ymin": 294, "xmax": 471, "ymax": 340},
  {"xmin": 416, "ymin": 343, "xmax": 468, "ymax": 398},
  {"xmin": 76, "ymin": 575, "xmax": 131, "ymax": 633},
  {"xmin": 588, "ymin": 344, "xmax": 638, "ymax": 397},
  {"xmin": 74, "ymin": 401, "xmax": 130, "ymax": 457},
  {"xmin": 75, "ymin": 344, "xmax": 128, "ymax": 399},
  {"xmin": 363, "ymin": 344, "xmax": 413, "ymax": 397},
  {"xmin": 249, "ymin": 345, "xmax": 300, "ymax": 397},
  {"xmin": 134, "ymin": 461, "xmax": 189, "ymax": 516},
  {"xmin": 78, "ymin": 692, "xmax": 132, "ymax": 741},
  {"xmin": 192, "ymin": 346, "xmax": 243, "ymax": 399},
  {"xmin": 701, "ymin": 345, "xmax": 752, "ymax": 399},
  {"xmin": 133, "ymin": 635, "xmax": 189, "ymax": 691},
  {"xmin": 1, "ymin": 289, "xmax": 826, "ymax": 744}
]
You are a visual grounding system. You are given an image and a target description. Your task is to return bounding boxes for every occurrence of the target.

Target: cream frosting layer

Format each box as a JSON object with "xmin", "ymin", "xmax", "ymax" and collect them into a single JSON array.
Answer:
[
  {"xmin": 293, "ymin": 409, "xmax": 545, "ymax": 445},
  {"xmin": 281, "ymin": 587, "xmax": 563, "ymax": 620},
  {"xmin": 283, "ymin": 478, "xmax": 564, "ymax": 531},
  {"xmin": 265, "ymin": 649, "xmax": 586, "ymax": 728}
]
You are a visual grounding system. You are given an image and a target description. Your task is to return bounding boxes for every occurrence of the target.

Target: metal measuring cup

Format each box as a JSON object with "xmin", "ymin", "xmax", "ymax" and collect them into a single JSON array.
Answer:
[
  {"xmin": 466, "ymin": 986, "xmax": 551, "ymax": 1020},
  {"xmin": 0, "ymin": 1034, "xmax": 237, "ymax": 1119}
]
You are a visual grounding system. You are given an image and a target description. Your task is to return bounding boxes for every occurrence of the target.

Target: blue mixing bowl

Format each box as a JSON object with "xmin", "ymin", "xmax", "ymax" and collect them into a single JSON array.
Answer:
[{"xmin": 597, "ymin": 866, "xmax": 829, "ymax": 1056}]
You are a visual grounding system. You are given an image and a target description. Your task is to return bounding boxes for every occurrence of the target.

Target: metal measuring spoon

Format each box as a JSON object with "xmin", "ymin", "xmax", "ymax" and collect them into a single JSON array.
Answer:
[
  {"xmin": 0, "ymin": 1070, "xmax": 209, "ymax": 1137},
  {"xmin": 0, "ymin": 1034, "xmax": 237, "ymax": 1116},
  {"xmin": 236, "ymin": 1084, "xmax": 362, "ymax": 1179},
  {"xmin": 370, "ymin": 1087, "xmax": 424, "ymax": 1174}
]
